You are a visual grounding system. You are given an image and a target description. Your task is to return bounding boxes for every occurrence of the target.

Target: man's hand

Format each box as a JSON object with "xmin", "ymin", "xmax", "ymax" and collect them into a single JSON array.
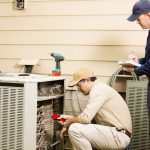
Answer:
[
  {"xmin": 59, "ymin": 114, "xmax": 74, "ymax": 120},
  {"xmin": 60, "ymin": 127, "xmax": 68, "ymax": 139},
  {"xmin": 57, "ymin": 114, "xmax": 80, "ymax": 139},
  {"xmin": 57, "ymin": 114, "xmax": 74, "ymax": 125},
  {"xmin": 122, "ymin": 66, "xmax": 135, "ymax": 72}
]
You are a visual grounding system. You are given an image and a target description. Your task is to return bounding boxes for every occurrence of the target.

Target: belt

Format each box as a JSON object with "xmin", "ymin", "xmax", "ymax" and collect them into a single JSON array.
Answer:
[{"xmin": 117, "ymin": 129, "xmax": 131, "ymax": 138}]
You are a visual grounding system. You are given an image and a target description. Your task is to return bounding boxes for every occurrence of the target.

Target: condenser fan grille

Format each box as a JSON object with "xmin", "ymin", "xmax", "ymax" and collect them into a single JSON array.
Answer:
[{"xmin": 0, "ymin": 86, "xmax": 24, "ymax": 150}]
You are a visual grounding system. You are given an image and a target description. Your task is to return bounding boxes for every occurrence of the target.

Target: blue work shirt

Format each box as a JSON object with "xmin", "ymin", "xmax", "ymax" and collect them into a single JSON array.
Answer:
[
  {"xmin": 135, "ymin": 30, "xmax": 150, "ymax": 136},
  {"xmin": 135, "ymin": 30, "xmax": 150, "ymax": 77}
]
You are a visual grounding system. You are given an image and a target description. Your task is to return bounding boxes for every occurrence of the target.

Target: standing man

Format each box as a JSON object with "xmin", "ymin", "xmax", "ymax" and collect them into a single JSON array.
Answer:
[
  {"xmin": 122, "ymin": 0, "xmax": 150, "ymax": 136},
  {"xmin": 58, "ymin": 68, "xmax": 132, "ymax": 150}
]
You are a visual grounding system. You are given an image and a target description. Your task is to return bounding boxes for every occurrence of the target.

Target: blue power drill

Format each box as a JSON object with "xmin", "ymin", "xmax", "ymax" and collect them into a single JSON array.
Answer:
[{"xmin": 50, "ymin": 53, "xmax": 64, "ymax": 76}]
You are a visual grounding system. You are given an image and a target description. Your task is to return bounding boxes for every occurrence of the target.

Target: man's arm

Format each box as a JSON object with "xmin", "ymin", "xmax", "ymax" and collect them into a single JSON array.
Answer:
[
  {"xmin": 122, "ymin": 59, "xmax": 150, "ymax": 76},
  {"xmin": 58, "ymin": 115, "xmax": 80, "ymax": 139},
  {"xmin": 59, "ymin": 115, "xmax": 80, "ymax": 128},
  {"xmin": 135, "ymin": 59, "xmax": 150, "ymax": 76}
]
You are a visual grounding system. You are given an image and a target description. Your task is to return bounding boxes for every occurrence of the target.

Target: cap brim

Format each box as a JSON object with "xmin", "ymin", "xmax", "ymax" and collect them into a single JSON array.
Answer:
[
  {"xmin": 68, "ymin": 80, "xmax": 80, "ymax": 87},
  {"xmin": 127, "ymin": 14, "xmax": 139, "ymax": 22}
]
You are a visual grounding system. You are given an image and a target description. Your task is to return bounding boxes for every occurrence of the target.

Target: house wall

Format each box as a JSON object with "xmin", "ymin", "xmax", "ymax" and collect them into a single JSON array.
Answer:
[
  {"xmin": 0, "ymin": 0, "xmax": 146, "ymax": 96},
  {"xmin": 0, "ymin": 0, "xmax": 146, "ymax": 86}
]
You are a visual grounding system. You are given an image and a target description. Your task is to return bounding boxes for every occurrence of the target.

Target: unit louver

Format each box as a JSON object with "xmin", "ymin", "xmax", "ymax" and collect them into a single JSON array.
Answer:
[
  {"xmin": 126, "ymin": 80, "xmax": 150, "ymax": 150},
  {"xmin": 0, "ymin": 84, "xmax": 24, "ymax": 150}
]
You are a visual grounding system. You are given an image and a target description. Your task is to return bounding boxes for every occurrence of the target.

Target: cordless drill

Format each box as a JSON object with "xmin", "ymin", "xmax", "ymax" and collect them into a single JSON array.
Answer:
[{"xmin": 50, "ymin": 53, "xmax": 64, "ymax": 76}]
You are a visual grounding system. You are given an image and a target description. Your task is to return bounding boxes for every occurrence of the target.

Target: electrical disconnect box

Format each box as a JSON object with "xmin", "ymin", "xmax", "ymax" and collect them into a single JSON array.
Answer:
[
  {"xmin": 16, "ymin": 0, "xmax": 26, "ymax": 10},
  {"xmin": 0, "ymin": 73, "xmax": 65, "ymax": 150}
]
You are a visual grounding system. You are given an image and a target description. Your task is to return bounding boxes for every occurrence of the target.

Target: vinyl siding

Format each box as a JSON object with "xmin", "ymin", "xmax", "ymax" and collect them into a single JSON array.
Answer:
[{"xmin": 0, "ymin": 0, "xmax": 146, "ymax": 86}]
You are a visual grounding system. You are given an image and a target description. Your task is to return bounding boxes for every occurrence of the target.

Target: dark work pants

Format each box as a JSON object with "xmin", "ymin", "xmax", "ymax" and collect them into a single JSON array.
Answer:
[{"xmin": 147, "ymin": 80, "xmax": 150, "ymax": 137}]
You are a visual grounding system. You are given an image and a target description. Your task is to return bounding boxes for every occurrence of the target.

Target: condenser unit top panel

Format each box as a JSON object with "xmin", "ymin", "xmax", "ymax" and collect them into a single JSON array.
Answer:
[{"xmin": 0, "ymin": 73, "xmax": 65, "ymax": 83}]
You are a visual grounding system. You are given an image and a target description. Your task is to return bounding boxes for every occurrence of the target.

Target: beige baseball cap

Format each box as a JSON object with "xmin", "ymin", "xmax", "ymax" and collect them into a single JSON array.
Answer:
[{"xmin": 68, "ymin": 68, "xmax": 95, "ymax": 87}]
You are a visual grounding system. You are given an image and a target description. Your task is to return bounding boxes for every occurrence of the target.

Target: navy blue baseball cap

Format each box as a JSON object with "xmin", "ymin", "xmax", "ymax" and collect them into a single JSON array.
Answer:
[{"xmin": 127, "ymin": 0, "xmax": 150, "ymax": 21}]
